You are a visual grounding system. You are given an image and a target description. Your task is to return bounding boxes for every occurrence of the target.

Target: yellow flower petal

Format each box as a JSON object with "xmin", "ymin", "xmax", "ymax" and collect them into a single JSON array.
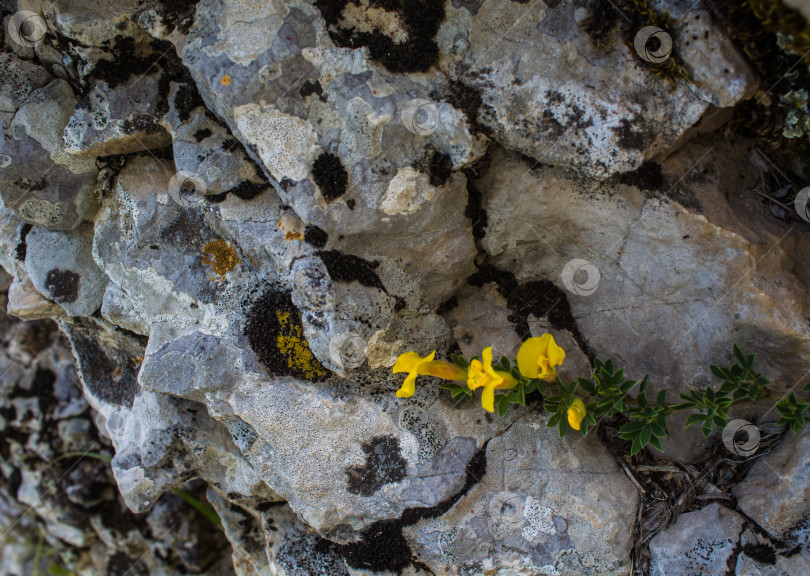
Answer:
[
  {"xmin": 517, "ymin": 334, "xmax": 565, "ymax": 380},
  {"xmin": 467, "ymin": 359, "xmax": 486, "ymax": 390},
  {"xmin": 396, "ymin": 372, "xmax": 418, "ymax": 398},
  {"xmin": 567, "ymin": 398, "xmax": 586, "ymax": 430},
  {"xmin": 393, "ymin": 351, "xmax": 430, "ymax": 374},
  {"xmin": 482, "ymin": 346, "xmax": 494, "ymax": 370},
  {"xmin": 392, "ymin": 351, "xmax": 436, "ymax": 398},
  {"xmin": 545, "ymin": 335, "xmax": 565, "ymax": 367},
  {"xmin": 517, "ymin": 337, "xmax": 544, "ymax": 378},
  {"xmin": 494, "ymin": 370, "xmax": 518, "ymax": 390},
  {"xmin": 419, "ymin": 360, "xmax": 468, "ymax": 381},
  {"xmin": 481, "ymin": 384, "xmax": 496, "ymax": 413}
]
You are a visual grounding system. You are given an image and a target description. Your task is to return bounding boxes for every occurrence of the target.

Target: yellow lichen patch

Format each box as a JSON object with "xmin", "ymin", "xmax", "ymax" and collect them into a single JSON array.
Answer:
[
  {"xmin": 275, "ymin": 311, "xmax": 326, "ymax": 379},
  {"xmin": 285, "ymin": 231, "xmax": 302, "ymax": 241},
  {"xmin": 220, "ymin": 74, "xmax": 232, "ymax": 86},
  {"xmin": 202, "ymin": 240, "xmax": 240, "ymax": 279}
]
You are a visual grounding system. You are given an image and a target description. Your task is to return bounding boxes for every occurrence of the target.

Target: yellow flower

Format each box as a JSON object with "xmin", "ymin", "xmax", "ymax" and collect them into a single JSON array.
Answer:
[
  {"xmin": 567, "ymin": 397, "xmax": 587, "ymax": 430},
  {"xmin": 392, "ymin": 352, "xmax": 467, "ymax": 398},
  {"xmin": 517, "ymin": 334, "xmax": 565, "ymax": 382},
  {"xmin": 467, "ymin": 347, "xmax": 517, "ymax": 413}
]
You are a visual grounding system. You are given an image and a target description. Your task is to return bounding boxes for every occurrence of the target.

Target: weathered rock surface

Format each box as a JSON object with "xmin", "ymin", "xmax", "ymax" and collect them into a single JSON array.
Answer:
[
  {"xmin": 404, "ymin": 419, "xmax": 637, "ymax": 576},
  {"xmin": 478, "ymin": 146, "xmax": 810, "ymax": 397},
  {"xmin": 736, "ymin": 426, "xmax": 810, "ymax": 541},
  {"xmin": 1, "ymin": 0, "xmax": 809, "ymax": 575},
  {"xmin": 649, "ymin": 503, "xmax": 810, "ymax": 576},
  {"xmin": 1, "ymin": 78, "xmax": 99, "ymax": 230}
]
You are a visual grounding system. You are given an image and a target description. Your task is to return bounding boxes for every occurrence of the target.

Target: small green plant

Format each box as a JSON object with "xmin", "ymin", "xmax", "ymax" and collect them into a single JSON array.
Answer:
[{"xmin": 394, "ymin": 337, "xmax": 805, "ymax": 457}]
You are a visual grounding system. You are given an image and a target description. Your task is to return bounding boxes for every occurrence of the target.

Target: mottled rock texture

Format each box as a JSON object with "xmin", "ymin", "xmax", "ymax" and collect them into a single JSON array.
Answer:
[{"xmin": 1, "ymin": 0, "xmax": 810, "ymax": 575}]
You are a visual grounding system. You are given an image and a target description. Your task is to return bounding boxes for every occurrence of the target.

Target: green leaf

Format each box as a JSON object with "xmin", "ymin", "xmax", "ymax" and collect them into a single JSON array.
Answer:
[
  {"xmin": 639, "ymin": 426, "xmax": 651, "ymax": 448},
  {"xmin": 656, "ymin": 390, "xmax": 667, "ymax": 405},
  {"xmin": 547, "ymin": 413, "xmax": 562, "ymax": 427},
  {"xmin": 497, "ymin": 398, "xmax": 509, "ymax": 418},
  {"xmin": 630, "ymin": 437, "xmax": 642, "ymax": 456},
  {"xmin": 450, "ymin": 353, "xmax": 469, "ymax": 368},
  {"xmin": 732, "ymin": 388, "xmax": 748, "ymax": 401},
  {"xmin": 544, "ymin": 402, "xmax": 560, "ymax": 413},
  {"xmin": 685, "ymin": 413, "xmax": 706, "ymax": 428},
  {"xmin": 650, "ymin": 421, "xmax": 666, "ymax": 438},
  {"xmin": 702, "ymin": 419, "xmax": 713, "ymax": 437},
  {"xmin": 619, "ymin": 420, "xmax": 646, "ymax": 436},
  {"xmin": 746, "ymin": 353, "xmax": 756, "ymax": 370},
  {"xmin": 578, "ymin": 378, "xmax": 595, "ymax": 394},
  {"xmin": 710, "ymin": 365, "xmax": 730, "ymax": 380},
  {"xmin": 733, "ymin": 344, "xmax": 746, "ymax": 367},
  {"xmin": 558, "ymin": 416, "xmax": 567, "ymax": 437},
  {"xmin": 648, "ymin": 435, "xmax": 664, "ymax": 452}
]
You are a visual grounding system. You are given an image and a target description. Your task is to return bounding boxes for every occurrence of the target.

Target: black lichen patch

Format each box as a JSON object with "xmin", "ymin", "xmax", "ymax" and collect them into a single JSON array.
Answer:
[
  {"xmin": 244, "ymin": 289, "xmax": 329, "ymax": 381},
  {"xmin": 229, "ymin": 180, "xmax": 269, "ymax": 201},
  {"xmin": 312, "ymin": 152, "xmax": 348, "ymax": 202},
  {"xmin": 193, "ymin": 127, "xmax": 213, "ymax": 141},
  {"xmin": 346, "ymin": 435, "xmax": 407, "ymax": 496},
  {"xmin": 138, "ymin": 0, "xmax": 199, "ymax": 35},
  {"xmin": 15, "ymin": 223, "xmax": 32, "ymax": 261},
  {"xmin": 742, "ymin": 542, "xmax": 776, "ymax": 565},
  {"xmin": 340, "ymin": 520, "xmax": 411, "ymax": 572},
  {"xmin": 620, "ymin": 161, "xmax": 663, "ymax": 191},
  {"xmin": 299, "ymin": 79, "xmax": 327, "ymax": 102},
  {"xmin": 428, "ymin": 151, "xmax": 454, "ymax": 187},
  {"xmin": 613, "ymin": 118, "xmax": 646, "ymax": 151},
  {"xmin": 464, "ymin": 179, "xmax": 487, "ymax": 241},
  {"xmin": 304, "ymin": 225, "xmax": 329, "ymax": 248},
  {"xmin": 172, "ymin": 81, "xmax": 206, "ymax": 123},
  {"xmin": 468, "ymin": 263, "xmax": 593, "ymax": 362},
  {"xmin": 314, "ymin": 0, "xmax": 445, "ymax": 74},
  {"xmin": 44, "ymin": 269, "xmax": 80, "ymax": 304},
  {"xmin": 318, "ymin": 250, "xmax": 387, "ymax": 293},
  {"xmin": 337, "ymin": 442, "xmax": 488, "ymax": 573},
  {"xmin": 439, "ymin": 79, "xmax": 492, "ymax": 137},
  {"xmin": 277, "ymin": 530, "xmax": 351, "ymax": 575},
  {"xmin": 62, "ymin": 322, "xmax": 142, "ymax": 408},
  {"xmin": 13, "ymin": 175, "xmax": 48, "ymax": 193}
]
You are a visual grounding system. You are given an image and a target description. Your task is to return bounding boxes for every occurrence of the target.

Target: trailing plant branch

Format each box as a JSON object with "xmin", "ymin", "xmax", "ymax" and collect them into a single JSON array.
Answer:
[{"xmin": 392, "ymin": 338, "xmax": 804, "ymax": 457}]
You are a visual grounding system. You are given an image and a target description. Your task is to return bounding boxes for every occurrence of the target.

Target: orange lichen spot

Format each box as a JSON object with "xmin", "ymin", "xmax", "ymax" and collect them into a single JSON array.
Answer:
[
  {"xmin": 202, "ymin": 240, "xmax": 240, "ymax": 279},
  {"xmin": 220, "ymin": 74, "xmax": 232, "ymax": 86},
  {"xmin": 275, "ymin": 311, "xmax": 326, "ymax": 379},
  {"xmin": 285, "ymin": 231, "xmax": 302, "ymax": 241}
]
